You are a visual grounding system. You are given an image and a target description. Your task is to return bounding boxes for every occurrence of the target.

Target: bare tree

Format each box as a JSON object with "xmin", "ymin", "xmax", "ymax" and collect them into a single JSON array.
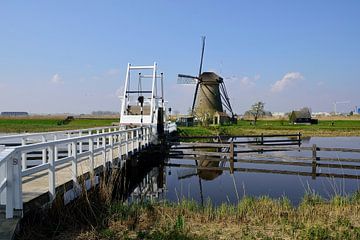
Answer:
[{"xmin": 249, "ymin": 102, "xmax": 265, "ymax": 125}]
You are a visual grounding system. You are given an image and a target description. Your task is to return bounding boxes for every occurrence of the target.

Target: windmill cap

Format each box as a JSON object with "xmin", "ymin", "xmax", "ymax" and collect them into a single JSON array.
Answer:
[{"xmin": 200, "ymin": 72, "xmax": 223, "ymax": 83}]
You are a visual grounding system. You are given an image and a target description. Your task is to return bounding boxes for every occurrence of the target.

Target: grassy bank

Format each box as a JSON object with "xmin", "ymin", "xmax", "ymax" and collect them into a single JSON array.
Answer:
[
  {"xmin": 18, "ymin": 190, "xmax": 360, "ymax": 239},
  {"xmin": 88, "ymin": 194, "xmax": 360, "ymax": 240},
  {"xmin": 0, "ymin": 117, "xmax": 118, "ymax": 133},
  {"xmin": 178, "ymin": 119, "xmax": 360, "ymax": 137}
]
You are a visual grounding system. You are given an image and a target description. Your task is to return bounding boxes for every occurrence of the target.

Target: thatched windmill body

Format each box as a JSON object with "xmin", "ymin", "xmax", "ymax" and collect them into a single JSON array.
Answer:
[{"xmin": 178, "ymin": 37, "xmax": 234, "ymax": 124}]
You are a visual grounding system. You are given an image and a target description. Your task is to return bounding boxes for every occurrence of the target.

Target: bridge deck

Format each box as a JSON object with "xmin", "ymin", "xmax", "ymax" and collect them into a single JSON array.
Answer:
[{"xmin": 22, "ymin": 148, "xmax": 121, "ymax": 204}]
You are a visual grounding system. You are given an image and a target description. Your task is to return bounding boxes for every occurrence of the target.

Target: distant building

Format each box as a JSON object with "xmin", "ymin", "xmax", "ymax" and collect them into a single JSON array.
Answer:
[
  {"xmin": 272, "ymin": 112, "xmax": 286, "ymax": 117},
  {"xmin": 213, "ymin": 111, "xmax": 230, "ymax": 125},
  {"xmin": 1, "ymin": 112, "xmax": 29, "ymax": 117},
  {"xmin": 312, "ymin": 112, "xmax": 331, "ymax": 117},
  {"xmin": 289, "ymin": 108, "xmax": 318, "ymax": 125},
  {"xmin": 176, "ymin": 116, "xmax": 194, "ymax": 127}
]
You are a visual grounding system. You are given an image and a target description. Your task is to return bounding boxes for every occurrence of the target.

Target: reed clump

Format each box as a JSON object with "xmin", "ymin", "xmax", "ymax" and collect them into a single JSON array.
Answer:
[
  {"xmin": 72, "ymin": 192, "xmax": 360, "ymax": 240},
  {"xmin": 16, "ymin": 166, "xmax": 360, "ymax": 239}
]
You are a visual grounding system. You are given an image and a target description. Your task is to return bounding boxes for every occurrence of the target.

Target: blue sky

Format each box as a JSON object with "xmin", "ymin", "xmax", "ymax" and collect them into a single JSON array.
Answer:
[{"xmin": 1, "ymin": 1, "xmax": 359, "ymax": 114}]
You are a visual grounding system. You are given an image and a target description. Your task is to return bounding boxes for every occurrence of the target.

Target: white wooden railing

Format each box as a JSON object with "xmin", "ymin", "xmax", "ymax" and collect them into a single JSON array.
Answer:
[{"xmin": 0, "ymin": 126, "xmax": 151, "ymax": 219}]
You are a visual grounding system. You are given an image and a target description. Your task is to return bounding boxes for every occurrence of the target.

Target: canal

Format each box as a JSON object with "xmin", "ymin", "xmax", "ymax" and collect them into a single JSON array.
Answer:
[{"xmin": 129, "ymin": 137, "xmax": 360, "ymax": 205}]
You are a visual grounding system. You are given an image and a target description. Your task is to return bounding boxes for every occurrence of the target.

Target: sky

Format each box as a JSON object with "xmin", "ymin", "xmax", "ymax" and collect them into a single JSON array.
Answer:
[{"xmin": 1, "ymin": 1, "xmax": 360, "ymax": 114}]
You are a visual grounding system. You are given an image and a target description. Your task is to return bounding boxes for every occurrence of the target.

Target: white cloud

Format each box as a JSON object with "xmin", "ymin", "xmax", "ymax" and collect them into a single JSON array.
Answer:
[
  {"xmin": 271, "ymin": 72, "xmax": 303, "ymax": 93},
  {"xmin": 106, "ymin": 68, "xmax": 120, "ymax": 77},
  {"xmin": 226, "ymin": 74, "xmax": 260, "ymax": 87},
  {"xmin": 50, "ymin": 74, "xmax": 63, "ymax": 84}
]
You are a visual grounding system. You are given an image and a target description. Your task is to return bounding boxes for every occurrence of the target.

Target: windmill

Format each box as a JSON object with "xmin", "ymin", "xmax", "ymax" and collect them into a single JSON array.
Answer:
[{"xmin": 177, "ymin": 37, "xmax": 235, "ymax": 124}]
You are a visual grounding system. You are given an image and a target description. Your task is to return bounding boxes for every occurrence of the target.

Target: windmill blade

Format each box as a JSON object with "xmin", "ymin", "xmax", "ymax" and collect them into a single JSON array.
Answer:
[
  {"xmin": 191, "ymin": 82, "xmax": 200, "ymax": 114},
  {"xmin": 198, "ymin": 36, "xmax": 206, "ymax": 77},
  {"xmin": 177, "ymin": 74, "xmax": 198, "ymax": 84}
]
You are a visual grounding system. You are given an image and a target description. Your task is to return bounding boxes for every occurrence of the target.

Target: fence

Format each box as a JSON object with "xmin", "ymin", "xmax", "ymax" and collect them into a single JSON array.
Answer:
[
  {"xmin": 0, "ymin": 126, "xmax": 151, "ymax": 219},
  {"xmin": 169, "ymin": 134, "xmax": 360, "ymax": 179}
]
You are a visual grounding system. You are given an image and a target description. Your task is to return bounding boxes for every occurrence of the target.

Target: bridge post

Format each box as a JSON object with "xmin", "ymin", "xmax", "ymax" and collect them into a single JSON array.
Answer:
[
  {"xmin": 48, "ymin": 145, "xmax": 56, "ymax": 202},
  {"xmin": 72, "ymin": 141, "xmax": 78, "ymax": 184},
  {"xmin": 89, "ymin": 138, "xmax": 94, "ymax": 177},
  {"xmin": 42, "ymin": 135, "xmax": 47, "ymax": 164},
  {"xmin": 67, "ymin": 132, "xmax": 72, "ymax": 157},
  {"xmin": 136, "ymin": 129, "xmax": 139, "ymax": 151},
  {"xmin": 21, "ymin": 138, "xmax": 27, "ymax": 171},
  {"xmin": 125, "ymin": 132, "xmax": 129, "ymax": 158},
  {"xmin": 118, "ymin": 132, "xmax": 122, "ymax": 161},
  {"xmin": 6, "ymin": 156, "xmax": 14, "ymax": 218},
  {"xmin": 96, "ymin": 130, "xmax": 100, "ymax": 148},
  {"xmin": 109, "ymin": 131, "xmax": 113, "ymax": 162},
  {"xmin": 13, "ymin": 151, "xmax": 22, "ymax": 211},
  {"xmin": 79, "ymin": 131, "xmax": 83, "ymax": 153},
  {"xmin": 102, "ymin": 129, "xmax": 106, "ymax": 167},
  {"xmin": 131, "ymin": 130, "xmax": 135, "ymax": 153},
  {"xmin": 54, "ymin": 135, "xmax": 58, "ymax": 161}
]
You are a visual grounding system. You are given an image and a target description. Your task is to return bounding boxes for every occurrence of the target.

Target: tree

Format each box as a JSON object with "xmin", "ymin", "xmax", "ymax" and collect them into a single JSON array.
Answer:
[{"xmin": 249, "ymin": 102, "xmax": 265, "ymax": 125}]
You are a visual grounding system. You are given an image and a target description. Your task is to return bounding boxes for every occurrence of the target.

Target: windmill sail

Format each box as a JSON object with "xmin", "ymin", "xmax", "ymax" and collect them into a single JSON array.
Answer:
[{"xmin": 177, "ymin": 74, "xmax": 198, "ymax": 84}]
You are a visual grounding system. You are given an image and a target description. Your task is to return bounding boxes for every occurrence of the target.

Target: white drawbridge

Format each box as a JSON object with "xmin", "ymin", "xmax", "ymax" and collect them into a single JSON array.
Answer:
[
  {"xmin": 120, "ymin": 62, "xmax": 169, "ymax": 137},
  {"xmin": 0, "ymin": 62, "xmax": 176, "ymax": 223}
]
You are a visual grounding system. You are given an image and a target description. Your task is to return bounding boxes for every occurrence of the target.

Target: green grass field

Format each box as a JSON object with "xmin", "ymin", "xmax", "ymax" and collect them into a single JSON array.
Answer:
[
  {"xmin": 1, "ymin": 117, "xmax": 360, "ymax": 137},
  {"xmin": 178, "ymin": 119, "xmax": 360, "ymax": 137},
  {"xmin": 0, "ymin": 117, "xmax": 118, "ymax": 133}
]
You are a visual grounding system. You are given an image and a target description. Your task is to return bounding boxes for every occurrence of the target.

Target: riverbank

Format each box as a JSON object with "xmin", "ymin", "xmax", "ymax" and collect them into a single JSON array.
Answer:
[
  {"xmin": 0, "ymin": 117, "xmax": 117, "ymax": 133},
  {"xmin": 178, "ymin": 119, "xmax": 360, "ymax": 137},
  {"xmin": 1, "ymin": 117, "xmax": 360, "ymax": 137},
  {"xmin": 20, "ymin": 192, "xmax": 360, "ymax": 240}
]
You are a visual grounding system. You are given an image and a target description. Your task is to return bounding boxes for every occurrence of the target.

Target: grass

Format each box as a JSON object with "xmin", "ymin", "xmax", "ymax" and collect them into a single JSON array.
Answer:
[
  {"xmin": 1, "ymin": 116, "xmax": 360, "ymax": 137},
  {"xmin": 17, "ymin": 184, "xmax": 360, "ymax": 239},
  {"xmin": 71, "ymin": 192, "xmax": 360, "ymax": 239},
  {"xmin": 0, "ymin": 117, "xmax": 118, "ymax": 133},
  {"xmin": 178, "ymin": 119, "xmax": 360, "ymax": 137}
]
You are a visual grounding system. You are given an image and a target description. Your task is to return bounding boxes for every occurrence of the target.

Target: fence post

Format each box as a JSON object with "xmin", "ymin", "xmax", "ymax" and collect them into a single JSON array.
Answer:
[
  {"xmin": 125, "ymin": 131, "xmax": 129, "ymax": 157},
  {"xmin": 312, "ymin": 144, "xmax": 317, "ymax": 179},
  {"xmin": 79, "ymin": 131, "xmax": 83, "ymax": 153},
  {"xmin": 67, "ymin": 133, "xmax": 72, "ymax": 157},
  {"xmin": 136, "ymin": 129, "xmax": 139, "ymax": 151},
  {"xmin": 13, "ymin": 151, "xmax": 22, "ymax": 212},
  {"xmin": 6, "ymin": 156, "xmax": 14, "ymax": 218},
  {"xmin": 97, "ymin": 129, "xmax": 100, "ymax": 148},
  {"xmin": 298, "ymin": 132, "xmax": 302, "ymax": 147},
  {"xmin": 42, "ymin": 135, "xmax": 47, "ymax": 164},
  {"xmin": 118, "ymin": 133, "xmax": 122, "ymax": 161},
  {"xmin": 54, "ymin": 135, "xmax": 58, "ymax": 161},
  {"xmin": 21, "ymin": 138, "xmax": 27, "ymax": 171},
  {"xmin": 230, "ymin": 141, "xmax": 234, "ymax": 174},
  {"xmin": 48, "ymin": 145, "xmax": 56, "ymax": 202},
  {"xmin": 72, "ymin": 141, "xmax": 78, "ymax": 184},
  {"xmin": 89, "ymin": 138, "xmax": 94, "ymax": 177},
  {"xmin": 102, "ymin": 132, "xmax": 107, "ymax": 168},
  {"xmin": 109, "ymin": 131, "xmax": 113, "ymax": 162},
  {"xmin": 261, "ymin": 133, "xmax": 264, "ymax": 145},
  {"xmin": 131, "ymin": 130, "xmax": 135, "ymax": 153}
]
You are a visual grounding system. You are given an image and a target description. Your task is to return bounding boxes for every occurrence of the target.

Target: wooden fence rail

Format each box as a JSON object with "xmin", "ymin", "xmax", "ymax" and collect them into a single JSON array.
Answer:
[{"xmin": 169, "ymin": 134, "xmax": 360, "ymax": 179}]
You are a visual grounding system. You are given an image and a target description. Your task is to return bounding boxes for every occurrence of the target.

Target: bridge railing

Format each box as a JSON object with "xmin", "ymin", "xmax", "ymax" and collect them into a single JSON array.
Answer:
[
  {"xmin": 0, "ymin": 126, "xmax": 151, "ymax": 219},
  {"xmin": 0, "ymin": 125, "xmax": 123, "ymax": 146}
]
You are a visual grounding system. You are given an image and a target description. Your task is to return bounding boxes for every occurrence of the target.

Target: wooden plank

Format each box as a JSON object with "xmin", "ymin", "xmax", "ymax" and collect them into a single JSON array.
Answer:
[
  {"xmin": 170, "ymin": 142, "xmax": 229, "ymax": 148},
  {"xmin": 236, "ymin": 159, "xmax": 312, "ymax": 167},
  {"xmin": 300, "ymin": 146, "xmax": 360, "ymax": 153},
  {"xmin": 171, "ymin": 151, "xmax": 230, "ymax": 157},
  {"xmin": 179, "ymin": 133, "xmax": 301, "ymax": 139},
  {"xmin": 239, "ymin": 153, "xmax": 360, "ymax": 163},
  {"xmin": 166, "ymin": 163, "xmax": 360, "ymax": 180},
  {"xmin": 233, "ymin": 139, "xmax": 300, "ymax": 144},
  {"xmin": 169, "ymin": 155, "xmax": 225, "ymax": 162}
]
